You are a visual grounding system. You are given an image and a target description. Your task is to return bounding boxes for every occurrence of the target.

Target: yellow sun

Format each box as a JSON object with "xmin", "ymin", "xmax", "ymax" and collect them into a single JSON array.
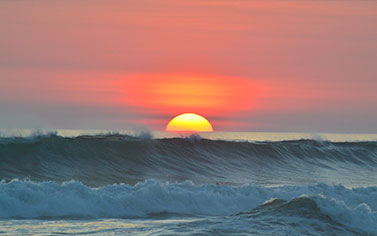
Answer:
[{"xmin": 166, "ymin": 113, "xmax": 213, "ymax": 132}]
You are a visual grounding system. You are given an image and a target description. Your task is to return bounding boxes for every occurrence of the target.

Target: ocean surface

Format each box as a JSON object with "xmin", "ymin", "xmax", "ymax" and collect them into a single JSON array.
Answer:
[{"xmin": 1, "ymin": 130, "xmax": 377, "ymax": 235}]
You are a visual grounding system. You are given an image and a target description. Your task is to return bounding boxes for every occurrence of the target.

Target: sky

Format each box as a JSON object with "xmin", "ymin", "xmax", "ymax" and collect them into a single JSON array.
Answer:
[{"xmin": 1, "ymin": 0, "xmax": 377, "ymax": 133}]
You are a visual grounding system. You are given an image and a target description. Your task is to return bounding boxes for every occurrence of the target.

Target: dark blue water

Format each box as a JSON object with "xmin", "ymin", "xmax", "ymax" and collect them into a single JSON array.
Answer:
[{"xmin": 0, "ymin": 133, "xmax": 376, "ymax": 235}]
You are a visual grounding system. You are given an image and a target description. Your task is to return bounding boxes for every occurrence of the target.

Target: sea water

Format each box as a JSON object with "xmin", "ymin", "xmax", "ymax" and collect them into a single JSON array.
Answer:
[{"xmin": 0, "ymin": 130, "xmax": 376, "ymax": 235}]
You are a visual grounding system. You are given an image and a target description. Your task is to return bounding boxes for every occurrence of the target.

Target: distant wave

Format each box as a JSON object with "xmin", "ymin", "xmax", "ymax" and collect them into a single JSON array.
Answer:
[
  {"xmin": 1, "ymin": 134, "xmax": 377, "ymax": 186},
  {"xmin": 0, "ymin": 180, "xmax": 376, "ymax": 235}
]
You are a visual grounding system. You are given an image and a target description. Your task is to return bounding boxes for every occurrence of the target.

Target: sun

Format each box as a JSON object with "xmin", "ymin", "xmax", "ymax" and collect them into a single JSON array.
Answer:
[{"xmin": 166, "ymin": 113, "xmax": 213, "ymax": 132}]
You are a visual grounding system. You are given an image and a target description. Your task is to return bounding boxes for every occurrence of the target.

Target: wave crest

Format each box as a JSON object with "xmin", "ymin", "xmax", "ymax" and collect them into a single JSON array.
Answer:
[{"xmin": 1, "ymin": 134, "xmax": 377, "ymax": 186}]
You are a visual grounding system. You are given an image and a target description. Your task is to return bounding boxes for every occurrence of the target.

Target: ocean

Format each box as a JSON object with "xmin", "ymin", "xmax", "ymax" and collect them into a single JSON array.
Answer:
[{"xmin": 1, "ymin": 130, "xmax": 377, "ymax": 235}]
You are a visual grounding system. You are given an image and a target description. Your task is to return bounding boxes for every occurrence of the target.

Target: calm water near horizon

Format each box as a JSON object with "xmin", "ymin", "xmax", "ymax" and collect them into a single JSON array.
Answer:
[{"xmin": 1, "ymin": 128, "xmax": 377, "ymax": 142}]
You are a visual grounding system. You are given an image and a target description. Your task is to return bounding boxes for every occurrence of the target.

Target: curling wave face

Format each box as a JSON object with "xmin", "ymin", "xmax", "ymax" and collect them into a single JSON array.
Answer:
[{"xmin": 1, "ymin": 134, "xmax": 377, "ymax": 186}]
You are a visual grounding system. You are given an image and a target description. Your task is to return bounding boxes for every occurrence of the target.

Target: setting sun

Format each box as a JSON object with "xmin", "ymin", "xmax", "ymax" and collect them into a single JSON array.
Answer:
[{"xmin": 166, "ymin": 113, "xmax": 213, "ymax": 132}]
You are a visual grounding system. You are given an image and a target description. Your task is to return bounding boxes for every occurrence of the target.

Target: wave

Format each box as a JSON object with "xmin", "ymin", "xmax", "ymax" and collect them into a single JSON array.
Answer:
[
  {"xmin": 0, "ymin": 179, "xmax": 376, "ymax": 235},
  {"xmin": 1, "ymin": 134, "xmax": 377, "ymax": 186}
]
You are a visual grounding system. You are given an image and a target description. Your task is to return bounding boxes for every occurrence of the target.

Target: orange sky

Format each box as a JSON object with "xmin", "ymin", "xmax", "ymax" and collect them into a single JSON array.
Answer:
[{"xmin": 0, "ymin": 1, "xmax": 377, "ymax": 132}]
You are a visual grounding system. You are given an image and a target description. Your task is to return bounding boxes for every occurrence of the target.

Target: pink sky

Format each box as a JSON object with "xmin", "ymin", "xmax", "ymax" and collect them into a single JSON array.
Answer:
[{"xmin": 1, "ymin": 0, "xmax": 377, "ymax": 132}]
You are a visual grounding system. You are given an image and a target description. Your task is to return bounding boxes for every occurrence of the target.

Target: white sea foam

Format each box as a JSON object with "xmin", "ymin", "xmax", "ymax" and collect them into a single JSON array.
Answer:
[
  {"xmin": 0, "ymin": 180, "xmax": 376, "ymax": 234},
  {"xmin": 314, "ymin": 194, "xmax": 377, "ymax": 234}
]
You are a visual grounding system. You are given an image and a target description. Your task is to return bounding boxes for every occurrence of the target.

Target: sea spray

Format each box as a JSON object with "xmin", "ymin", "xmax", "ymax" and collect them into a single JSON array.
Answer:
[{"xmin": 0, "ymin": 180, "xmax": 376, "ymax": 234}]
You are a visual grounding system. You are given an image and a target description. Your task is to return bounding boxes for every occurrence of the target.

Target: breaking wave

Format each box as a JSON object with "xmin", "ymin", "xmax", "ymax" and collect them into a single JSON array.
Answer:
[
  {"xmin": 1, "ymin": 134, "xmax": 377, "ymax": 186},
  {"xmin": 1, "ymin": 133, "xmax": 377, "ymax": 235},
  {"xmin": 0, "ymin": 180, "xmax": 376, "ymax": 235}
]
